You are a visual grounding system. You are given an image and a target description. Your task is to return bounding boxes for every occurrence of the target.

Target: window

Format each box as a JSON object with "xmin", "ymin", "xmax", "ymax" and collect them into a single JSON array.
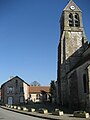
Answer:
[
  {"xmin": 74, "ymin": 13, "xmax": 80, "ymax": 27},
  {"xmin": 36, "ymin": 94, "xmax": 40, "ymax": 100},
  {"xmin": 7, "ymin": 87, "xmax": 13, "ymax": 93},
  {"xmin": 20, "ymin": 97, "xmax": 24, "ymax": 103},
  {"xmin": 20, "ymin": 87, "xmax": 23, "ymax": 93},
  {"xmin": 16, "ymin": 80, "xmax": 18, "ymax": 87},
  {"xmin": 69, "ymin": 13, "xmax": 73, "ymax": 27},
  {"xmin": 83, "ymin": 74, "xmax": 87, "ymax": 93}
]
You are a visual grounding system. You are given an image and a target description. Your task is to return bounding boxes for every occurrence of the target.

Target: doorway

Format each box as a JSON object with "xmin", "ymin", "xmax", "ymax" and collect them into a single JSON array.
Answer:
[{"xmin": 8, "ymin": 97, "xmax": 13, "ymax": 105}]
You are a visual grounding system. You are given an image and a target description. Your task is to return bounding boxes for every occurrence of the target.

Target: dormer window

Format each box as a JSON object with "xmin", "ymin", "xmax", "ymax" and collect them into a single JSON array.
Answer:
[
  {"xmin": 69, "ymin": 13, "xmax": 74, "ymax": 27},
  {"xmin": 74, "ymin": 13, "xmax": 80, "ymax": 27}
]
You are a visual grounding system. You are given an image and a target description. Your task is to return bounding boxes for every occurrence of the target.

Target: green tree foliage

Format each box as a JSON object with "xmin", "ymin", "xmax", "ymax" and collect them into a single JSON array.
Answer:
[{"xmin": 50, "ymin": 80, "xmax": 56, "ymax": 95}]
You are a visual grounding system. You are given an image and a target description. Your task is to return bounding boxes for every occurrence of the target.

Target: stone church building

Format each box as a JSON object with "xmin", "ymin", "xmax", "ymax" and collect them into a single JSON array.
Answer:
[{"xmin": 57, "ymin": 0, "xmax": 90, "ymax": 111}]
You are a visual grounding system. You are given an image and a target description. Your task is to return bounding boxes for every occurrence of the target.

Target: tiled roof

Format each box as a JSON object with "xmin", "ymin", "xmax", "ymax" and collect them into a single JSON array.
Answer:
[{"xmin": 29, "ymin": 86, "xmax": 50, "ymax": 93}]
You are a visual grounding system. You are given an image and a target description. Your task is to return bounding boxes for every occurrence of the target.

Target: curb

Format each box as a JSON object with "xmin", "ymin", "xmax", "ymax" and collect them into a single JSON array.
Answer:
[{"xmin": 1, "ymin": 106, "xmax": 61, "ymax": 120}]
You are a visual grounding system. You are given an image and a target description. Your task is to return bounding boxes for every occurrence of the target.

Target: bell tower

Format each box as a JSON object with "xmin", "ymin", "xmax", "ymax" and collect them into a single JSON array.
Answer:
[{"xmin": 57, "ymin": 0, "xmax": 88, "ymax": 106}]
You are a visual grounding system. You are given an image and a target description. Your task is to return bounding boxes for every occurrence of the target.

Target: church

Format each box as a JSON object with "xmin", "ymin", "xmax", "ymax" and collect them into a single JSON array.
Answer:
[{"xmin": 57, "ymin": 0, "xmax": 90, "ymax": 111}]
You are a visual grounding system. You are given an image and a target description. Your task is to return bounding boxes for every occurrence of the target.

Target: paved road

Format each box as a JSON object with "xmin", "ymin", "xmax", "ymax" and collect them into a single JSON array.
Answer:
[{"xmin": 0, "ymin": 108, "xmax": 47, "ymax": 120}]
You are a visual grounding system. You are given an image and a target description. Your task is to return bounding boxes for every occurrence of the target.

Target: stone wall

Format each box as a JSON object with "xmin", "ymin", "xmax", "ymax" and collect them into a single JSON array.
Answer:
[{"xmin": 68, "ymin": 60, "xmax": 90, "ymax": 111}]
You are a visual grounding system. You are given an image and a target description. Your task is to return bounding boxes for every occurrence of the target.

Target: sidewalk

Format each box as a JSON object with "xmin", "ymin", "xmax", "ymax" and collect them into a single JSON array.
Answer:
[{"xmin": 1, "ymin": 106, "xmax": 90, "ymax": 120}]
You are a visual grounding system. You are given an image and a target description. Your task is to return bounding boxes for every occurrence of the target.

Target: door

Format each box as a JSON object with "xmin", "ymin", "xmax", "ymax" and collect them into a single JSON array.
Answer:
[{"xmin": 8, "ymin": 97, "xmax": 13, "ymax": 105}]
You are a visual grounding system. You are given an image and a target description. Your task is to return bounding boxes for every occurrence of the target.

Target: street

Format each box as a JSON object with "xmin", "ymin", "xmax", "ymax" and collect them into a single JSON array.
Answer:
[{"xmin": 0, "ymin": 108, "xmax": 47, "ymax": 120}]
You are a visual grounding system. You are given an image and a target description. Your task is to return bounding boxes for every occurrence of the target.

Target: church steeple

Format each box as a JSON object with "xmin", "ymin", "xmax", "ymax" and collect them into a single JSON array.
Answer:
[
  {"xmin": 59, "ymin": 0, "xmax": 88, "ymax": 62},
  {"xmin": 60, "ymin": 0, "xmax": 83, "ymax": 33},
  {"xmin": 57, "ymin": 0, "xmax": 88, "ymax": 107}
]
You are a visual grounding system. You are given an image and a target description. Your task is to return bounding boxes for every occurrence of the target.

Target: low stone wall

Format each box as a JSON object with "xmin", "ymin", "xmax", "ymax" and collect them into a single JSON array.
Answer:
[
  {"xmin": 52, "ymin": 109, "xmax": 64, "ymax": 116},
  {"xmin": 30, "ymin": 108, "xmax": 35, "ymax": 112},
  {"xmin": 22, "ymin": 107, "xmax": 29, "ymax": 112},
  {"xmin": 17, "ymin": 106, "xmax": 22, "ymax": 110},
  {"xmin": 73, "ymin": 111, "xmax": 89, "ymax": 118},
  {"xmin": 10, "ymin": 105, "xmax": 13, "ymax": 108},
  {"xmin": 14, "ymin": 106, "xmax": 17, "ymax": 109},
  {"xmin": 38, "ymin": 108, "xmax": 48, "ymax": 114}
]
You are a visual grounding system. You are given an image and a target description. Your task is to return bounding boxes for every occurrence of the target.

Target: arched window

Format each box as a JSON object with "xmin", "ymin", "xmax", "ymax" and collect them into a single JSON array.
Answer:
[
  {"xmin": 74, "ymin": 13, "xmax": 80, "ymax": 27},
  {"xmin": 69, "ymin": 13, "xmax": 73, "ymax": 27},
  {"xmin": 83, "ymin": 74, "xmax": 87, "ymax": 93}
]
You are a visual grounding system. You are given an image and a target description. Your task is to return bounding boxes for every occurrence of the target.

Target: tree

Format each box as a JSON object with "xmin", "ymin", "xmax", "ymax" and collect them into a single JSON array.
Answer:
[
  {"xmin": 31, "ymin": 81, "xmax": 41, "ymax": 86},
  {"xmin": 50, "ymin": 80, "xmax": 56, "ymax": 95},
  {"xmin": 50, "ymin": 80, "xmax": 56, "ymax": 102}
]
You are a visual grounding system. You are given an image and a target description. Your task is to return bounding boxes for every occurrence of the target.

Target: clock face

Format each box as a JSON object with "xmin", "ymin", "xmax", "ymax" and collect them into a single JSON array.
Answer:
[{"xmin": 70, "ymin": 5, "xmax": 75, "ymax": 10}]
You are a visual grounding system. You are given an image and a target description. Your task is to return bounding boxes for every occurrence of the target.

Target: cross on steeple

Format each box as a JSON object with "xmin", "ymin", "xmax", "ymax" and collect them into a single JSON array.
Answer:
[
  {"xmin": 68, "ymin": 0, "xmax": 73, "ymax": 3},
  {"xmin": 68, "ymin": 0, "xmax": 72, "ymax": 3}
]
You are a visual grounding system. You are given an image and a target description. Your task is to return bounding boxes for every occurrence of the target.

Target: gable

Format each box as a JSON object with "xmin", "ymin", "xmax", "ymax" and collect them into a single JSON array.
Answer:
[
  {"xmin": 1, "ymin": 76, "xmax": 29, "ymax": 87},
  {"xmin": 64, "ymin": 0, "xmax": 82, "ymax": 12}
]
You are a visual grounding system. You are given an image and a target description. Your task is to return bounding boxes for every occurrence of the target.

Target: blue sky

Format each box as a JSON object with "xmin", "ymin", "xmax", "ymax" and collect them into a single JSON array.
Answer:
[{"xmin": 0, "ymin": 0, "xmax": 90, "ymax": 86}]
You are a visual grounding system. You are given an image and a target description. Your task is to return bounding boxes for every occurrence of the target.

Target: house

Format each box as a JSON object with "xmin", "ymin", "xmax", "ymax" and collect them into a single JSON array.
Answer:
[
  {"xmin": 29, "ymin": 86, "xmax": 50, "ymax": 102},
  {"xmin": 1, "ymin": 76, "xmax": 30, "ymax": 105},
  {"xmin": 57, "ymin": 0, "xmax": 90, "ymax": 111},
  {"xmin": 1, "ymin": 76, "xmax": 50, "ymax": 105}
]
